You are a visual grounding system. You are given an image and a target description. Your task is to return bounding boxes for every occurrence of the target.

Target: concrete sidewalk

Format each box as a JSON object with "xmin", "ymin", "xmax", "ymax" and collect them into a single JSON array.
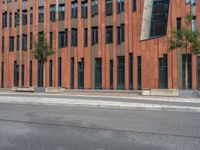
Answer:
[{"xmin": 0, "ymin": 92, "xmax": 199, "ymax": 112}]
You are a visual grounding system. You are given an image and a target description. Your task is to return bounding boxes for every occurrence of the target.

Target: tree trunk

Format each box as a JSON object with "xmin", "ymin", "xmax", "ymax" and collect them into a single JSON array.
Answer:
[
  {"xmin": 43, "ymin": 64, "xmax": 45, "ymax": 87},
  {"xmin": 185, "ymin": 55, "xmax": 189, "ymax": 90}
]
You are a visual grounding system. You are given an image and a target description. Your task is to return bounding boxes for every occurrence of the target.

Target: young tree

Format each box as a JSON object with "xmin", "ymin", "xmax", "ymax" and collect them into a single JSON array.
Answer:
[
  {"xmin": 167, "ymin": 14, "xmax": 200, "ymax": 89},
  {"xmin": 33, "ymin": 33, "xmax": 54, "ymax": 87}
]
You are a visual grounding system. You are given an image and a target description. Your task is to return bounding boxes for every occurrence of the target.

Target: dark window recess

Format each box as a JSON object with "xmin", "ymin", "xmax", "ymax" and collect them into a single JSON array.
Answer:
[
  {"xmin": 2, "ymin": 37, "xmax": 4, "ymax": 53},
  {"xmin": 110, "ymin": 60, "xmax": 113, "ymax": 89},
  {"xmin": 59, "ymin": 30, "xmax": 68, "ymax": 48},
  {"xmin": 106, "ymin": 0, "xmax": 113, "ymax": 16},
  {"xmin": 182, "ymin": 54, "xmax": 192, "ymax": 89},
  {"xmin": 15, "ymin": 10, "xmax": 20, "ymax": 27},
  {"xmin": 91, "ymin": 0, "xmax": 98, "ymax": 17},
  {"xmin": 176, "ymin": 17, "xmax": 181, "ymax": 29},
  {"xmin": 59, "ymin": 4, "xmax": 65, "ymax": 20},
  {"xmin": 70, "ymin": 58, "xmax": 74, "ymax": 89},
  {"xmin": 91, "ymin": 27, "xmax": 98, "ymax": 45},
  {"xmin": 49, "ymin": 60, "xmax": 53, "ymax": 87},
  {"xmin": 95, "ymin": 58, "xmax": 102, "ymax": 89},
  {"xmin": 132, "ymin": 0, "xmax": 137, "ymax": 12},
  {"xmin": 197, "ymin": 57, "xmax": 200, "ymax": 89},
  {"xmin": 38, "ymin": 6, "xmax": 44, "ymax": 23},
  {"xmin": 106, "ymin": 26, "xmax": 113, "ymax": 44},
  {"xmin": 9, "ymin": 37, "xmax": 14, "ymax": 51},
  {"xmin": 117, "ymin": 0, "xmax": 124, "ymax": 14},
  {"xmin": 21, "ymin": 65, "xmax": 25, "ymax": 87},
  {"xmin": 78, "ymin": 59, "xmax": 84, "ymax": 89},
  {"xmin": 117, "ymin": 56, "xmax": 125, "ymax": 89},
  {"xmin": 16, "ymin": 35, "xmax": 20, "ymax": 51},
  {"xmin": 38, "ymin": 61, "xmax": 43, "ymax": 87},
  {"xmin": 9, "ymin": 12, "xmax": 12, "ymax": 27},
  {"xmin": 30, "ymin": 8, "xmax": 33, "ymax": 24},
  {"xmin": 117, "ymin": 24, "xmax": 124, "ymax": 44},
  {"xmin": 84, "ymin": 28, "xmax": 88, "ymax": 47},
  {"xmin": 2, "ymin": 11, "xmax": 7, "ymax": 28},
  {"xmin": 30, "ymin": 33, "xmax": 33, "ymax": 49},
  {"xmin": 71, "ymin": 1, "xmax": 78, "ymax": 19},
  {"xmin": 159, "ymin": 54, "xmax": 168, "ymax": 89},
  {"xmin": 50, "ymin": 32, "xmax": 53, "ymax": 49},
  {"xmin": 58, "ymin": 57, "xmax": 62, "ymax": 87},
  {"xmin": 150, "ymin": 0, "xmax": 170, "ymax": 37},
  {"xmin": 50, "ymin": 5, "xmax": 56, "ymax": 22},
  {"xmin": 81, "ymin": 0, "xmax": 88, "ymax": 19},
  {"xmin": 1, "ymin": 62, "xmax": 4, "ymax": 88},
  {"xmin": 71, "ymin": 28, "xmax": 78, "ymax": 47},
  {"xmin": 137, "ymin": 56, "xmax": 142, "ymax": 90},
  {"xmin": 14, "ymin": 61, "xmax": 19, "ymax": 87},
  {"xmin": 129, "ymin": 53, "xmax": 133, "ymax": 89},
  {"xmin": 22, "ymin": 9, "xmax": 27, "ymax": 25},
  {"xmin": 30, "ymin": 61, "xmax": 32, "ymax": 87},
  {"xmin": 22, "ymin": 34, "xmax": 27, "ymax": 51}
]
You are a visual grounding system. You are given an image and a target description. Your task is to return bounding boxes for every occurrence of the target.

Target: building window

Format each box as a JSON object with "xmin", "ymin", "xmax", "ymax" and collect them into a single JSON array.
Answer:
[
  {"xmin": 117, "ymin": 0, "xmax": 124, "ymax": 14},
  {"xmin": 14, "ymin": 61, "xmax": 19, "ymax": 87},
  {"xmin": 59, "ymin": 4, "xmax": 65, "ymax": 20},
  {"xmin": 91, "ymin": 27, "xmax": 98, "ymax": 45},
  {"xmin": 182, "ymin": 54, "xmax": 192, "ymax": 89},
  {"xmin": 2, "ymin": 37, "xmax": 4, "ymax": 53},
  {"xmin": 50, "ymin": 5, "xmax": 56, "ymax": 22},
  {"xmin": 30, "ymin": 8, "xmax": 33, "ymax": 24},
  {"xmin": 49, "ymin": 60, "xmax": 53, "ymax": 87},
  {"xmin": 95, "ymin": 58, "xmax": 102, "ymax": 89},
  {"xmin": 106, "ymin": 0, "xmax": 113, "ymax": 16},
  {"xmin": 38, "ymin": 6, "xmax": 44, "ymax": 23},
  {"xmin": 84, "ymin": 28, "xmax": 88, "ymax": 47},
  {"xmin": 16, "ymin": 35, "xmax": 20, "ymax": 51},
  {"xmin": 117, "ymin": 24, "xmax": 125, "ymax": 44},
  {"xmin": 9, "ymin": 37, "xmax": 14, "ymax": 51},
  {"xmin": 30, "ymin": 33, "xmax": 32, "ymax": 49},
  {"xmin": 58, "ymin": 57, "xmax": 62, "ymax": 87},
  {"xmin": 81, "ymin": 0, "xmax": 88, "ymax": 19},
  {"xmin": 91, "ymin": 0, "xmax": 98, "ymax": 17},
  {"xmin": 117, "ymin": 56, "xmax": 125, "ymax": 89},
  {"xmin": 159, "ymin": 54, "xmax": 168, "ymax": 89},
  {"xmin": 71, "ymin": 1, "xmax": 78, "ymax": 19},
  {"xmin": 110, "ymin": 60, "xmax": 113, "ymax": 89},
  {"xmin": 150, "ymin": 0, "xmax": 170, "ymax": 38},
  {"xmin": 106, "ymin": 26, "xmax": 113, "ymax": 44},
  {"xmin": 59, "ymin": 30, "xmax": 68, "ymax": 48},
  {"xmin": 132, "ymin": 0, "xmax": 137, "ymax": 12},
  {"xmin": 22, "ymin": 34, "xmax": 27, "ymax": 51},
  {"xmin": 9, "ymin": 12, "xmax": 12, "ymax": 27},
  {"xmin": 137, "ymin": 56, "xmax": 142, "ymax": 89},
  {"xmin": 70, "ymin": 58, "xmax": 74, "ymax": 89},
  {"xmin": 78, "ymin": 59, "xmax": 84, "ymax": 89},
  {"xmin": 176, "ymin": 17, "xmax": 181, "ymax": 29},
  {"xmin": 192, "ymin": 16, "xmax": 196, "ymax": 32},
  {"xmin": 1, "ymin": 62, "xmax": 4, "ymax": 88},
  {"xmin": 22, "ymin": 9, "xmax": 27, "ymax": 25},
  {"xmin": 129, "ymin": 53, "xmax": 133, "ymax": 89},
  {"xmin": 30, "ymin": 61, "xmax": 32, "ymax": 87},
  {"xmin": 21, "ymin": 65, "xmax": 25, "ymax": 87},
  {"xmin": 50, "ymin": 32, "xmax": 53, "ymax": 49},
  {"xmin": 2, "ymin": 11, "xmax": 7, "ymax": 28},
  {"xmin": 191, "ymin": 0, "xmax": 196, "ymax": 5},
  {"xmin": 71, "ymin": 28, "xmax": 78, "ymax": 47},
  {"xmin": 15, "ymin": 10, "xmax": 20, "ymax": 27}
]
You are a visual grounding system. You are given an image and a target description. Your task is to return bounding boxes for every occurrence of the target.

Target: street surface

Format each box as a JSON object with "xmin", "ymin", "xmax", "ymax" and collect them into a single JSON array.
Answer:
[{"xmin": 0, "ymin": 94, "xmax": 199, "ymax": 150}]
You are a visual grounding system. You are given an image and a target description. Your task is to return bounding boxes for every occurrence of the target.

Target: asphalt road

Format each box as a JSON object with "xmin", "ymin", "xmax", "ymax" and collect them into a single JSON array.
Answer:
[{"xmin": 0, "ymin": 103, "xmax": 199, "ymax": 150}]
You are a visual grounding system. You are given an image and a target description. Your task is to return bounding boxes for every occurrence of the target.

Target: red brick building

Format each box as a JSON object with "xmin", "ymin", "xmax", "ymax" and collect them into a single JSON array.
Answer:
[{"xmin": 0, "ymin": 0, "xmax": 199, "ymax": 90}]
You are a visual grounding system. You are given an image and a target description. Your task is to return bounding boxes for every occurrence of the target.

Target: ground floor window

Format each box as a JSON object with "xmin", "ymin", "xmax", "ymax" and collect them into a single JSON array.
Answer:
[
  {"xmin": 58, "ymin": 57, "xmax": 62, "ymax": 87},
  {"xmin": 159, "ymin": 54, "xmax": 168, "ymax": 89},
  {"xmin": 49, "ymin": 60, "xmax": 53, "ymax": 87},
  {"xmin": 110, "ymin": 60, "xmax": 113, "ymax": 89},
  {"xmin": 197, "ymin": 56, "xmax": 200, "ymax": 89},
  {"xmin": 137, "ymin": 56, "xmax": 142, "ymax": 90},
  {"xmin": 182, "ymin": 54, "xmax": 192, "ymax": 89},
  {"xmin": 14, "ymin": 61, "xmax": 19, "ymax": 87},
  {"xmin": 129, "ymin": 53, "xmax": 133, "ymax": 89},
  {"xmin": 1, "ymin": 62, "xmax": 4, "ymax": 88},
  {"xmin": 38, "ymin": 61, "xmax": 43, "ymax": 87},
  {"xmin": 117, "ymin": 56, "xmax": 125, "ymax": 89},
  {"xmin": 21, "ymin": 65, "xmax": 25, "ymax": 87},
  {"xmin": 70, "ymin": 58, "xmax": 74, "ymax": 89},
  {"xmin": 78, "ymin": 59, "xmax": 84, "ymax": 89},
  {"xmin": 95, "ymin": 58, "xmax": 102, "ymax": 89},
  {"xmin": 30, "ymin": 61, "xmax": 32, "ymax": 87}
]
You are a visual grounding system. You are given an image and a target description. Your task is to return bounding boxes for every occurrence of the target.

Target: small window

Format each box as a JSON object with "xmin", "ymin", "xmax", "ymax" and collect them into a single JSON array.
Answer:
[{"xmin": 106, "ymin": 26, "xmax": 113, "ymax": 44}]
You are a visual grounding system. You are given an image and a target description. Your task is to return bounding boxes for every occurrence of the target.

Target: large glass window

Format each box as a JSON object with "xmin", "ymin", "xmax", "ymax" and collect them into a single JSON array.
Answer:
[
  {"xmin": 59, "ymin": 4, "xmax": 65, "ymax": 20},
  {"xmin": 81, "ymin": 0, "xmax": 88, "ymax": 19},
  {"xmin": 91, "ymin": 27, "xmax": 98, "ymax": 45},
  {"xmin": 71, "ymin": 28, "xmax": 78, "ymax": 47},
  {"xmin": 22, "ymin": 34, "xmax": 27, "ymax": 51},
  {"xmin": 106, "ymin": 26, "xmax": 113, "ymax": 44},
  {"xmin": 150, "ymin": 0, "xmax": 170, "ymax": 37},
  {"xmin": 117, "ymin": 56, "xmax": 125, "ymax": 89},
  {"xmin": 95, "ymin": 58, "xmax": 102, "ymax": 89},
  {"xmin": 50, "ymin": 5, "xmax": 56, "ymax": 22},
  {"xmin": 22, "ymin": 9, "xmax": 27, "ymax": 25},
  {"xmin": 159, "ymin": 54, "xmax": 168, "ymax": 89},
  {"xmin": 91, "ymin": 0, "xmax": 98, "ymax": 17},
  {"xmin": 182, "ymin": 54, "xmax": 192, "ymax": 89},
  {"xmin": 15, "ymin": 10, "xmax": 19, "ymax": 27},
  {"xmin": 71, "ymin": 1, "xmax": 78, "ymax": 19},
  {"xmin": 38, "ymin": 6, "xmax": 44, "ymax": 23},
  {"xmin": 59, "ymin": 30, "xmax": 68, "ymax": 48},
  {"xmin": 106, "ymin": 0, "xmax": 113, "ymax": 16},
  {"xmin": 9, "ymin": 36, "xmax": 14, "ymax": 51}
]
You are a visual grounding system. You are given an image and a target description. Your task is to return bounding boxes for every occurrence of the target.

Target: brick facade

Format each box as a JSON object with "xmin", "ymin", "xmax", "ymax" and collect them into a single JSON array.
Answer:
[{"xmin": 0, "ymin": 0, "xmax": 199, "ymax": 90}]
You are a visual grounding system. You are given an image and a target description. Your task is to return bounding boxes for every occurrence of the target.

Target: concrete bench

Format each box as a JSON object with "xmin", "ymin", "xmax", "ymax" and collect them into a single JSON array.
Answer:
[
  {"xmin": 142, "ymin": 89, "xmax": 179, "ymax": 97},
  {"xmin": 12, "ymin": 87, "xmax": 35, "ymax": 92}
]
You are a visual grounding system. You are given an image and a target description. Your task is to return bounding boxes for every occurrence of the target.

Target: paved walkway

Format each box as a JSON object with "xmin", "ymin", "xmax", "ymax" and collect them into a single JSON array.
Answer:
[{"xmin": 0, "ymin": 91, "xmax": 199, "ymax": 112}]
